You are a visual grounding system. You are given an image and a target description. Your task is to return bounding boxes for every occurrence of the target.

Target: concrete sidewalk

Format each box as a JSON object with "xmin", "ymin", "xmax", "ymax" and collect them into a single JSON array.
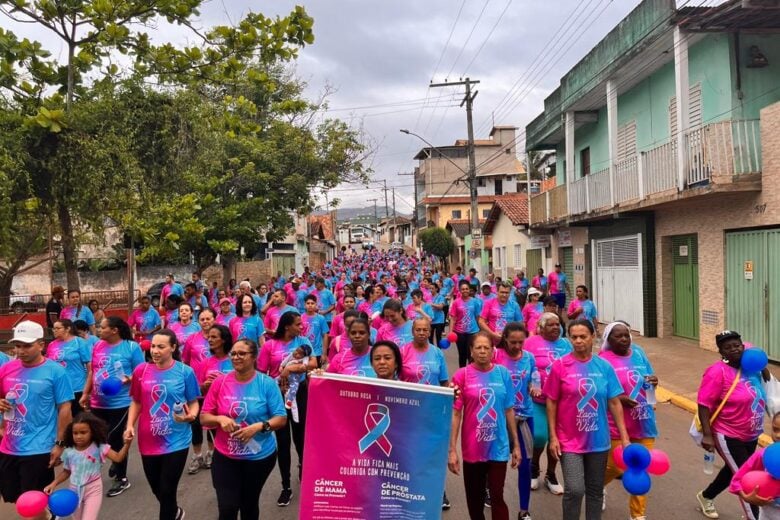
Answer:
[{"xmin": 635, "ymin": 334, "xmax": 777, "ymax": 446}]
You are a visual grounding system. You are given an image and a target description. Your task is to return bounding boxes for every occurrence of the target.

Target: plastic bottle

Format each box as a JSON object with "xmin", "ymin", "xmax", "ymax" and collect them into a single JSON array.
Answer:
[
  {"xmin": 173, "ymin": 402, "xmax": 184, "ymax": 416},
  {"xmin": 531, "ymin": 371, "xmax": 542, "ymax": 392},
  {"xmin": 244, "ymin": 436, "xmax": 261, "ymax": 454},
  {"xmin": 3, "ymin": 391, "xmax": 16, "ymax": 422},
  {"xmin": 644, "ymin": 378, "xmax": 657, "ymax": 406},
  {"xmin": 703, "ymin": 451, "xmax": 716, "ymax": 475}
]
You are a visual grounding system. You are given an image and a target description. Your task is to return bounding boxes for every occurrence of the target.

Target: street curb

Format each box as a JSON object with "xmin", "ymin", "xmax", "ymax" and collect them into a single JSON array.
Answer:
[{"xmin": 656, "ymin": 386, "xmax": 772, "ymax": 448}]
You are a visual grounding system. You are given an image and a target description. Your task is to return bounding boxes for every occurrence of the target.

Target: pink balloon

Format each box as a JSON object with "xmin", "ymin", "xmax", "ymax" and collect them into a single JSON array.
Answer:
[
  {"xmin": 613, "ymin": 445, "xmax": 628, "ymax": 471},
  {"xmin": 16, "ymin": 490, "xmax": 48, "ymax": 518},
  {"xmin": 648, "ymin": 449, "xmax": 671, "ymax": 475},
  {"xmin": 742, "ymin": 471, "xmax": 780, "ymax": 499}
]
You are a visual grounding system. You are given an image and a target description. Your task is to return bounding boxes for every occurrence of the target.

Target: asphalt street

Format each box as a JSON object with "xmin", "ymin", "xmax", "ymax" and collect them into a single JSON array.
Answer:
[{"xmin": 1, "ymin": 344, "xmax": 749, "ymax": 519}]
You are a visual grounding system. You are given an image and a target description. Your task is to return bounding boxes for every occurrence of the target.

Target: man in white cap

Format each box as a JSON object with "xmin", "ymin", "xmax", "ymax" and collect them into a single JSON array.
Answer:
[{"xmin": 0, "ymin": 321, "xmax": 73, "ymax": 516}]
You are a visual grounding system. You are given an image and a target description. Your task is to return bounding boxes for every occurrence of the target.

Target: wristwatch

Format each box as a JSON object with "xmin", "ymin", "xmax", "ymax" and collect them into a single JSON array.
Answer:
[
  {"xmin": 261, "ymin": 422, "xmax": 272, "ymax": 433},
  {"xmin": 54, "ymin": 440, "xmax": 66, "ymax": 448}
]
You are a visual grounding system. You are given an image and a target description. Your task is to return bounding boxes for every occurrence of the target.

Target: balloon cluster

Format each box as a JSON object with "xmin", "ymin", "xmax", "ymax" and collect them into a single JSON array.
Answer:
[
  {"xmin": 613, "ymin": 444, "xmax": 670, "ymax": 496},
  {"xmin": 17, "ymin": 489, "xmax": 79, "ymax": 518},
  {"xmin": 741, "ymin": 444, "xmax": 780, "ymax": 499},
  {"xmin": 440, "ymin": 332, "xmax": 457, "ymax": 350}
]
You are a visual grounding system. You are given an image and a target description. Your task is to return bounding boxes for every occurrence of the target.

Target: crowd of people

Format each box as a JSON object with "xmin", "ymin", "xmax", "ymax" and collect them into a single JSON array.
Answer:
[{"xmin": 0, "ymin": 247, "xmax": 771, "ymax": 520}]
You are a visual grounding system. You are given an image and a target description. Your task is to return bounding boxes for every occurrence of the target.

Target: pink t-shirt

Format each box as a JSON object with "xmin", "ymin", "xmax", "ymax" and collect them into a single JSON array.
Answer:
[
  {"xmin": 181, "ymin": 332, "xmax": 212, "ymax": 385},
  {"xmin": 523, "ymin": 334, "xmax": 573, "ymax": 404},
  {"xmin": 329, "ymin": 313, "xmax": 345, "ymax": 338},
  {"xmin": 257, "ymin": 337, "xmax": 311, "ymax": 379},
  {"xmin": 522, "ymin": 303, "xmax": 544, "ymax": 335},
  {"xmin": 326, "ymin": 348, "xmax": 375, "ymax": 377},
  {"xmin": 480, "ymin": 298, "xmax": 523, "ymax": 338},
  {"xmin": 697, "ymin": 361, "xmax": 765, "ymax": 441}
]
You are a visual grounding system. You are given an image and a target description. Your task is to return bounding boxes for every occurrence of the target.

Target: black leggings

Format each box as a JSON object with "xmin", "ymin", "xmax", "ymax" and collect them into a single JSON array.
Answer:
[
  {"xmin": 463, "ymin": 460, "xmax": 509, "ymax": 520},
  {"xmin": 211, "ymin": 450, "xmax": 277, "ymax": 520},
  {"xmin": 190, "ymin": 410, "xmax": 214, "ymax": 447},
  {"xmin": 141, "ymin": 448, "xmax": 189, "ymax": 520},
  {"xmin": 275, "ymin": 380, "xmax": 308, "ymax": 489},
  {"xmin": 92, "ymin": 407, "xmax": 129, "ymax": 479},
  {"xmin": 455, "ymin": 332, "xmax": 474, "ymax": 368},
  {"xmin": 430, "ymin": 323, "xmax": 445, "ymax": 347},
  {"xmin": 703, "ymin": 433, "xmax": 759, "ymax": 520}
]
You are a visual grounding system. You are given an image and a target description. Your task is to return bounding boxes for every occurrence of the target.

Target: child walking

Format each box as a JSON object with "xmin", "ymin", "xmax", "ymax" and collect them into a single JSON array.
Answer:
[
  {"xmin": 44, "ymin": 412, "xmax": 132, "ymax": 520},
  {"xmin": 730, "ymin": 412, "xmax": 780, "ymax": 520}
]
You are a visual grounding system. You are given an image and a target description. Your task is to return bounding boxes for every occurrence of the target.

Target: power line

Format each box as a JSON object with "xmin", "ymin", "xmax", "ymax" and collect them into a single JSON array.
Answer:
[
  {"xmin": 445, "ymin": 0, "xmax": 493, "ymax": 80},
  {"xmin": 461, "ymin": 0, "xmax": 513, "ymax": 77}
]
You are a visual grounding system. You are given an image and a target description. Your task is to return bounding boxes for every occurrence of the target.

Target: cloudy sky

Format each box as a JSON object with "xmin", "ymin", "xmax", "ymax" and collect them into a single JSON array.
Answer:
[{"xmin": 5, "ymin": 0, "xmax": 668, "ymax": 212}]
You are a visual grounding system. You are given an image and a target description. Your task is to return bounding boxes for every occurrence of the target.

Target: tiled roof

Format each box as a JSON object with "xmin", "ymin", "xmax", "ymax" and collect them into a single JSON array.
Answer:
[
  {"xmin": 446, "ymin": 219, "xmax": 486, "ymax": 239},
  {"xmin": 307, "ymin": 214, "xmax": 335, "ymax": 240},
  {"xmin": 483, "ymin": 194, "xmax": 530, "ymax": 233}
]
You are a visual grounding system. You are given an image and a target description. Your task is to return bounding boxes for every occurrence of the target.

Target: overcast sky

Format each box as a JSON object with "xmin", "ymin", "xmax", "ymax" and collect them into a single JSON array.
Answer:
[{"xmin": 5, "ymin": 0, "xmax": 667, "ymax": 213}]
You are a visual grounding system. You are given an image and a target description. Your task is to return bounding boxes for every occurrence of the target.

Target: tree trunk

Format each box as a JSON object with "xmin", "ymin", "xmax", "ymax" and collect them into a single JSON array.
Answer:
[
  {"xmin": 58, "ymin": 202, "xmax": 80, "ymax": 291},
  {"xmin": 0, "ymin": 273, "xmax": 13, "ymax": 311},
  {"xmin": 222, "ymin": 255, "xmax": 237, "ymax": 287}
]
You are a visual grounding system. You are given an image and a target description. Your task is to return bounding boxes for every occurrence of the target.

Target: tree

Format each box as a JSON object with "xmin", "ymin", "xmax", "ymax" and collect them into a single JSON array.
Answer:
[
  {"xmin": 523, "ymin": 150, "xmax": 556, "ymax": 181},
  {"xmin": 418, "ymin": 227, "xmax": 454, "ymax": 264},
  {"xmin": 0, "ymin": 1, "xmax": 316, "ymax": 290}
]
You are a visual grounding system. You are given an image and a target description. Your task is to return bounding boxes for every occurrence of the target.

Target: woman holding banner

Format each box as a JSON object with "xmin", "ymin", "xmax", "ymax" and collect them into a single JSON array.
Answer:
[
  {"xmin": 257, "ymin": 311, "xmax": 315, "ymax": 507},
  {"xmin": 201, "ymin": 338, "xmax": 287, "ymax": 520},
  {"xmin": 449, "ymin": 331, "xmax": 521, "ymax": 520}
]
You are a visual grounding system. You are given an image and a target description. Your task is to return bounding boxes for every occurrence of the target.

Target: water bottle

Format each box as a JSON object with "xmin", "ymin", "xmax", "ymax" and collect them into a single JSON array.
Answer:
[
  {"xmin": 531, "ymin": 371, "xmax": 542, "ymax": 392},
  {"xmin": 704, "ymin": 451, "xmax": 716, "ymax": 475},
  {"xmin": 173, "ymin": 402, "xmax": 184, "ymax": 416},
  {"xmin": 644, "ymin": 378, "xmax": 657, "ymax": 406},
  {"xmin": 3, "ymin": 391, "xmax": 17, "ymax": 422},
  {"xmin": 244, "ymin": 436, "xmax": 262, "ymax": 454},
  {"xmin": 113, "ymin": 360, "xmax": 125, "ymax": 380}
]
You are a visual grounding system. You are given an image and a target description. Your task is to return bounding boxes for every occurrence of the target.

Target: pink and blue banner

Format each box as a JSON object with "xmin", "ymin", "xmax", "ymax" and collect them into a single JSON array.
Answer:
[{"xmin": 300, "ymin": 373, "xmax": 453, "ymax": 519}]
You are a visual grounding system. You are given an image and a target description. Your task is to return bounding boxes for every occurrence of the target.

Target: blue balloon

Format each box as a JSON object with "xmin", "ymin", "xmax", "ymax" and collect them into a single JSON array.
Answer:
[
  {"xmin": 623, "ymin": 443, "xmax": 652, "ymax": 471},
  {"xmin": 763, "ymin": 443, "xmax": 780, "ymax": 479},
  {"xmin": 48, "ymin": 489, "xmax": 79, "ymax": 516},
  {"xmin": 101, "ymin": 376, "xmax": 123, "ymax": 396},
  {"xmin": 622, "ymin": 469, "xmax": 652, "ymax": 496},
  {"xmin": 439, "ymin": 338, "xmax": 451, "ymax": 350},
  {"xmin": 741, "ymin": 348, "xmax": 768, "ymax": 373}
]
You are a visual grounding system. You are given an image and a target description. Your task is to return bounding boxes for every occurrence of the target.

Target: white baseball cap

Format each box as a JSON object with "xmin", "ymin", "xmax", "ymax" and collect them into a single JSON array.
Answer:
[
  {"xmin": 9, "ymin": 320, "xmax": 45, "ymax": 344},
  {"xmin": 527, "ymin": 287, "xmax": 542, "ymax": 297}
]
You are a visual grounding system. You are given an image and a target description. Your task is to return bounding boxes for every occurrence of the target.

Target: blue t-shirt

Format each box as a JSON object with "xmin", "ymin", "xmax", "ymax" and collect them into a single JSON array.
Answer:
[
  {"xmin": 314, "ymin": 289, "xmax": 337, "ymax": 323},
  {"xmin": 90, "ymin": 340, "xmax": 145, "ymax": 409},
  {"xmin": 302, "ymin": 313, "xmax": 330, "ymax": 357},
  {"xmin": 431, "ymin": 294, "xmax": 446, "ymax": 324},
  {"xmin": 61, "ymin": 305, "xmax": 95, "ymax": 327},
  {"xmin": 495, "ymin": 349, "xmax": 538, "ymax": 418},
  {"xmin": 294, "ymin": 289, "xmax": 308, "ymax": 313},
  {"xmin": 0, "ymin": 359, "xmax": 74, "ymax": 455},
  {"xmin": 442, "ymin": 278, "xmax": 454, "ymax": 298},
  {"xmin": 46, "ymin": 337, "xmax": 91, "ymax": 391},
  {"xmin": 251, "ymin": 294, "xmax": 264, "ymax": 316},
  {"xmin": 0, "ymin": 351, "xmax": 10, "ymax": 368}
]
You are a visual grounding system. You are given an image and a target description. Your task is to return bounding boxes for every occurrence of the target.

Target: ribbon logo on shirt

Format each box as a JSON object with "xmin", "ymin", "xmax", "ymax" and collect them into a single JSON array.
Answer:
[
  {"xmin": 230, "ymin": 401, "xmax": 249, "ymax": 427},
  {"xmin": 626, "ymin": 370, "xmax": 644, "ymax": 401},
  {"xmin": 149, "ymin": 384, "xmax": 170, "ymax": 416},
  {"xmin": 8, "ymin": 383, "xmax": 28, "ymax": 416},
  {"xmin": 577, "ymin": 378, "xmax": 599, "ymax": 412},
  {"xmin": 746, "ymin": 381, "xmax": 765, "ymax": 414},
  {"xmin": 477, "ymin": 388, "xmax": 497, "ymax": 422},
  {"xmin": 416, "ymin": 365, "xmax": 430, "ymax": 383},
  {"xmin": 358, "ymin": 403, "xmax": 392, "ymax": 456},
  {"xmin": 511, "ymin": 372, "xmax": 525, "ymax": 406}
]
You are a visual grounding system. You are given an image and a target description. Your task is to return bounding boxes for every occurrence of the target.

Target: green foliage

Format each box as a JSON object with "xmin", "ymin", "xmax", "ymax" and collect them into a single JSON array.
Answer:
[{"xmin": 418, "ymin": 227, "xmax": 455, "ymax": 260}]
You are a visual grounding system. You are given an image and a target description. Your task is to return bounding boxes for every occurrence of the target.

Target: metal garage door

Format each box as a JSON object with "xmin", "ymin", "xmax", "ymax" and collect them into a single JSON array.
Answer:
[{"xmin": 592, "ymin": 234, "xmax": 644, "ymax": 335}]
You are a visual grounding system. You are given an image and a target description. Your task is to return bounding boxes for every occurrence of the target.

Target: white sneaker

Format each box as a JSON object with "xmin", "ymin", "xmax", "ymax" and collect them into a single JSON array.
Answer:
[
  {"xmin": 696, "ymin": 491, "xmax": 719, "ymax": 519},
  {"xmin": 530, "ymin": 477, "xmax": 539, "ymax": 490},
  {"xmin": 545, "ymin": 476, "xmax": 564, "ymax": 495},
  {"xmin": 602, "ymin": 488, "xmax": 606, "ymax": 511}
]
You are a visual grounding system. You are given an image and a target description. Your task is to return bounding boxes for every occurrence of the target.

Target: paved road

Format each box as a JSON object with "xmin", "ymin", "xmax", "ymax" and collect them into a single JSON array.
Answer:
[{"xmin": 1, "ymin": 345, "xmax": 749, "ymax": 519}]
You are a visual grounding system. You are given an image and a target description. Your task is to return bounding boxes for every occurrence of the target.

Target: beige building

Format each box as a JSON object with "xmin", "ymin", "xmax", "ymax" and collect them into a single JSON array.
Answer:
[{"xmin": 481, "ymin": 194, "xmax": 531, "ymax": 280}]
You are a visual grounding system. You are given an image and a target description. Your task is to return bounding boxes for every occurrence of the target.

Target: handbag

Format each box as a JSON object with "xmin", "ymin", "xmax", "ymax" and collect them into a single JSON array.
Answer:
[
  {"xmin": 764, "ymin": 374, "xmax": 780, "ymax": 418},
  {"xmin": 689, "ymin": 368, "xmax": 741, "ymax": 446}
]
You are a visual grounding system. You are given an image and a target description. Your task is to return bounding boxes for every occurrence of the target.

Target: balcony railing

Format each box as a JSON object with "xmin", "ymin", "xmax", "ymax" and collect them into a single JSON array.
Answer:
[{"xmin": 529, "ymin": 118, "xmax": 761, "ymax": 225}]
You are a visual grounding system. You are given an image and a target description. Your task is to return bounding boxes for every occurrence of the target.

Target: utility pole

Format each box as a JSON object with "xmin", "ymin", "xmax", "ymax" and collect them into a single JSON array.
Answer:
[
  {"xmin": 367, "ymin": 198, "xmax": 378, "ymax": 242},
  {"xmin": 430, "ymin": 77, "xmax": 481, "ymax": 273},
  {"xmin": 398, "ymin": 172, "xmax": 417, "ymax": 248},
  {"xmin": 382, "ymin": 180, "xmax": 390, "ymax": 218}
]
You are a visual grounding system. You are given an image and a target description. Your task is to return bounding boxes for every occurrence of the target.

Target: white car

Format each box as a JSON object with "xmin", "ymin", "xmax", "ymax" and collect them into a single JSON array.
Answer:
[{"xmin": 390, "ymin": 241, "xmax": 403, "ymax": 251}]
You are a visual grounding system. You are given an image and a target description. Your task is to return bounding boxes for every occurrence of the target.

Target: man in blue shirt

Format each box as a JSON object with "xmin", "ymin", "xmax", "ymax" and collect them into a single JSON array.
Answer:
[
  {"xmin": 0, "ymin": 321, "xmax": 73, "ymax": 506},
  {"xmin": 312, "ymin": 278, "xmax": 336, "ymax": 325}
]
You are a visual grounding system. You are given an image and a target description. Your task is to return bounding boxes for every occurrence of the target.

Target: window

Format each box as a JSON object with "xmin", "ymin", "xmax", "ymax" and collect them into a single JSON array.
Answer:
[
  {"xmin": 580, "ymin": 147, "xmax": 591, "ymax": 177},
  {"xmin": 494, "ymin": 247, "xmax": 502, "ymax": 268},
  {"xmin": 514, "ymin": 244, "xmax": 522, "ymax": 268},
  {"xmin": 617, "ymin": 120, "xmax": 637, "ymax": 161},
  {"xmin": 669, "ymin": 82, "xmax": 703, "ymax": 136},
  {"xmin": 451, "ymin": 209, "xmax": 462, "ymax": 219},
  {"xmin": 482, "ymin": 209, "xmax": 491, "ymax": 218},
  {"xmin": 477, "ymin": 178, "xmax": 486, "ymax": 187}
]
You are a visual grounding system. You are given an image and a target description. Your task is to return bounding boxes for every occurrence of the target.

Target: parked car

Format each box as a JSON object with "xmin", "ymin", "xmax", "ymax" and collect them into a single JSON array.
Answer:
[{"xmin": 5, "ymin": 292, "xmax": 45, "ymax": 314}]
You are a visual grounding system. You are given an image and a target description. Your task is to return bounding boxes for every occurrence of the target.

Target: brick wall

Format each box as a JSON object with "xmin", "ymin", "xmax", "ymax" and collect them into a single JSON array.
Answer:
[{"xmin": 653, "ymin": 101, "xmax": 780, "ymax": 351}]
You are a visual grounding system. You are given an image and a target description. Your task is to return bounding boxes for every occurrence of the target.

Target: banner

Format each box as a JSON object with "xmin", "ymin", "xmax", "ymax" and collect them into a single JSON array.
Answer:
[{"xmin": 300, "ymin": 373, "xmax": 453, "ymax": 520}]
